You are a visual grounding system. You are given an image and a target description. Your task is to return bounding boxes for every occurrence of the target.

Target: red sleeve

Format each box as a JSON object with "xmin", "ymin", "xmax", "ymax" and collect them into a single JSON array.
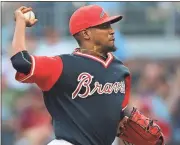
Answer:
[
  {"xmin": 122, "ymin": 75, "xmax": 131, "ymax": 110},
  {"xmin": 15, "ymin": 55, "xmax": 63, "ymax": 91}
]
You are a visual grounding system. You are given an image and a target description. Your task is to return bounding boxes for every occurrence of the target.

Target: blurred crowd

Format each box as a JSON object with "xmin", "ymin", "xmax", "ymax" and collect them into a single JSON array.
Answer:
[{"xmin": 2, "ymin": 2, "xmax": 180, "ymax": 145}]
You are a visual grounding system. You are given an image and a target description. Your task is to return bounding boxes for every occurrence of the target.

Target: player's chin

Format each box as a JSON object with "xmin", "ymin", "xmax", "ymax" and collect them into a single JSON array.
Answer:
[{"xmin": 107, "ymin": 44, "xmax": 116, "ymax": 52}]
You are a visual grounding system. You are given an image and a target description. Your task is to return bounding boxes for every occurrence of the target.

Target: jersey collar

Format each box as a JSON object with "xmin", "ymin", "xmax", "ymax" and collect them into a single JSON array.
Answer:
[{"xmin": 73, "ymin": 48, "xmax": 114, "ymax": 68}]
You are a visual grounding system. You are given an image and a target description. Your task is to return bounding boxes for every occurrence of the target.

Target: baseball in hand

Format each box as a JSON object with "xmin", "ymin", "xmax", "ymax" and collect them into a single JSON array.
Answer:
[{"xmin": 23, "ymin": 11, "xmax": 35, "ymax": 20}]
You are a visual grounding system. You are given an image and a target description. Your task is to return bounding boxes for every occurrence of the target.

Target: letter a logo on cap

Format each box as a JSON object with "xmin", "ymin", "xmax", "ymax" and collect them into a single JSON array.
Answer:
[{"xmin": 100, "ymin": 10, "xmax": 105, "ymax": 18}]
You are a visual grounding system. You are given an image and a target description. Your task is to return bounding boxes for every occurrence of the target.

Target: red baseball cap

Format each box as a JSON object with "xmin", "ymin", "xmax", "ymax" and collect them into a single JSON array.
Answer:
[{"xmin": 69, "ymin": 5, "xmax": 123, "ymax": 35}]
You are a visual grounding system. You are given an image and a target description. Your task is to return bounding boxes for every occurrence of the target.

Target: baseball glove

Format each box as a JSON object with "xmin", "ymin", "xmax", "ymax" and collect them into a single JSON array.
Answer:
[{"xmin": 117, "ymin": 107, "xmax": 165, "ymax": 145}]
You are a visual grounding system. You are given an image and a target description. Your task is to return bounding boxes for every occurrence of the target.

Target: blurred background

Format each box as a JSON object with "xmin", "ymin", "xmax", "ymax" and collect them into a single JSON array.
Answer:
[{"xmin": 1, "ymin": 1, "xmax": 180, "ymax": 145}]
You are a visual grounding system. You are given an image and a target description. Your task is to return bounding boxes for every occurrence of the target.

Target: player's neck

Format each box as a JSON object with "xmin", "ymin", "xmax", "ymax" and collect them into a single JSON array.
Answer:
[{"xmin": 79, "ymin": 46, "xmax": 108, "ymax": 60}]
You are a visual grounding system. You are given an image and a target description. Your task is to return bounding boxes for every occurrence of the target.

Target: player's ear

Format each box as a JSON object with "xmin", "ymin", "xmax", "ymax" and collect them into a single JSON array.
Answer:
[{"xmin": 81, "ymin": 29, "xmax": 90, "ymax": 40}]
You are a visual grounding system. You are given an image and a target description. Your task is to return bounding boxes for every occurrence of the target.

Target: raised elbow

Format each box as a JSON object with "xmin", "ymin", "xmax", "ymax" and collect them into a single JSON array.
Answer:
[{"xmin": 11, "ymin": 51, "xmax": 32, "ymax": 75}]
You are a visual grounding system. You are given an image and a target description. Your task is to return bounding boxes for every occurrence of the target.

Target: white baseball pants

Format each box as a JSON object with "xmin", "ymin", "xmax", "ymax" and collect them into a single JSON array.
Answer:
[
  {"xmin": 47, "ymin": 137, "xmax": 122, "ymax": 145},
  {"xmin": 47, "ymin": 139, "xmax": 74, "ymax": 145}
]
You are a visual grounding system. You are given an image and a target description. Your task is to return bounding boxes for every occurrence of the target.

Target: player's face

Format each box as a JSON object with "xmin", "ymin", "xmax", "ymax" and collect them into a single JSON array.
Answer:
[{"xmin": 89, "ymin": 22, "xmax": 116, "ymax": 52}]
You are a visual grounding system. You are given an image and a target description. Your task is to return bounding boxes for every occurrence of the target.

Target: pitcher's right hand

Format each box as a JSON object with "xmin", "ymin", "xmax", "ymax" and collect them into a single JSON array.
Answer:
[{"xmin": 14, "ymin": 6, "xmax": 38, "ymax": 27}]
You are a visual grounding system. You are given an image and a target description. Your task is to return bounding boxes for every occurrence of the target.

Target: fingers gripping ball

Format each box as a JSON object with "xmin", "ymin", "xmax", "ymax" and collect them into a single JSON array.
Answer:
[
  {"xmin": 23, "ymin": 11, "xmax": 35, "ymax": 21},
  {"xmin": 14, "ymin": 6, "xmax": 38, "ymax": 27}
]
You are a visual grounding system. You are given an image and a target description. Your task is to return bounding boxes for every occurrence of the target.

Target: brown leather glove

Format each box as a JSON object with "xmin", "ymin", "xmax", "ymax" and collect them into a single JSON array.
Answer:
[{"xmin": 118, "ymin": 108, "xmax": 165, "ymax": 145}]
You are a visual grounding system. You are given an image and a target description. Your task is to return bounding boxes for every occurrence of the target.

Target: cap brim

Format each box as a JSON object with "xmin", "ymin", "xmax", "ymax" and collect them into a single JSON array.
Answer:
[
  {"xmin": 91, "ymin": 15, "xmax": 123, "ymax": 28},
  {"xmin": 107, "ymin": 15, "xmax": 123, "ymax": 24}
]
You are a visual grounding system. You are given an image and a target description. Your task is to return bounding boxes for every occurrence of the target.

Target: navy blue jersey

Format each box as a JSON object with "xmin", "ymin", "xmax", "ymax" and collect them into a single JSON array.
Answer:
[{"xmin": 15, "ymin": 49, "xmax": 131, "ymax": 145}]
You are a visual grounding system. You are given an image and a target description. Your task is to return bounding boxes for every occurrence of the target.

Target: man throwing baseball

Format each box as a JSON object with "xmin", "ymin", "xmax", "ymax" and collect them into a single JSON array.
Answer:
[{"xmin": 11, "ymin": 5, "xmax": 165, "ymax": 145}]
